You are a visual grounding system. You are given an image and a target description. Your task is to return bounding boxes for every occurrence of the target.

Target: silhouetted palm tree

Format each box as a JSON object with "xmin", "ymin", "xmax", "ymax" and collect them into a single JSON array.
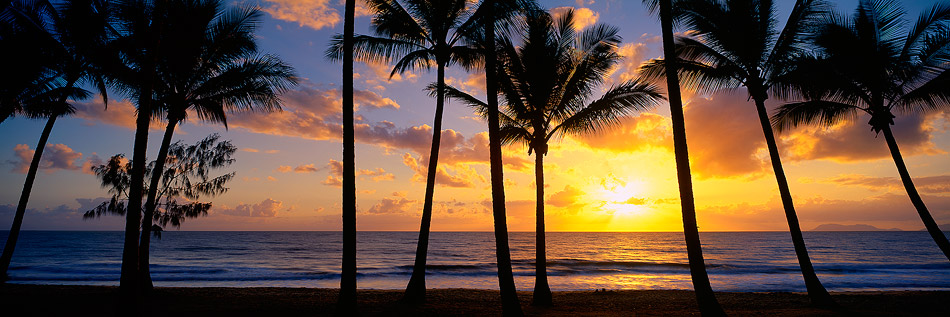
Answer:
[
  {"xmin": 639, "ymin": 0, "xmax": 836, "ymax": 307},
  {"xmin": 0, "ymin": 0, "xmax": 59, "ymax": 125},
  {"xmin": 137, "ymin": 0, "xmax": 295, "ymax": 291},
  {"xmin": 444, "ymin": 8, "xmax": 663, "ymax": 306},
  {"xmin": 772, "ymin": 0, "xmax": 950, "ymax": 262},
  {"xmin": 108, "ymin": 0, "xmax": 169, "ymax": 294},
  {"xmin": 641, "ymin": 0, "xmax": 726, "ymax": 315},
  {"xmin": 337, "ymin": 0, "xmax": 357, "ymax": 312},
  {"xmin": 0, "ymin": 0, "xmax": 111, "ymax": 282},
  {"xmin": 328, "ymin": 0, "xmax": 482, "ymax": 303}
]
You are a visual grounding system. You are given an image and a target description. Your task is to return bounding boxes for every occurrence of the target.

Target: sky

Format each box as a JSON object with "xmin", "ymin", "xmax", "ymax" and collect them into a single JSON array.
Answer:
[{"xmin": 1, "ymin": 0, "xmax": 947, "ymax": 232}]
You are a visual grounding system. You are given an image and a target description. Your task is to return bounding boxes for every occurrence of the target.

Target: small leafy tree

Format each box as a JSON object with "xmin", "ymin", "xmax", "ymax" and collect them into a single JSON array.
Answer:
[{"xmin": 84, "ymin": 134, "xmax": 236, "ymax": 238}]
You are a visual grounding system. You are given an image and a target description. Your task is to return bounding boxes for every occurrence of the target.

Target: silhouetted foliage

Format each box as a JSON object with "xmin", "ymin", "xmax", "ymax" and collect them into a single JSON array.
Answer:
[
  {"xmin": 328, "ymin": 0, "xmax": 485, "ymax": 304},
  {"xmin": 639, "ymin": 0, "xmax": 836, "ymax": 307},
  {"xmin": 442, "ymin": 8, "xmax": 662, "ymax": 306},
  {"xmin": 772, "ymin": 0, "xmax": 950, "ymax": 261},
  {"xmin": 0, "ymin": 0, "xmax": 113, "ymax": 283},
  {"xmin": 641, "ymin": 0, "xmax": 726, "ymax": 315},
  {"xmin": 84, "ymin": 134, "xmax": 236, "ymax": 238}
]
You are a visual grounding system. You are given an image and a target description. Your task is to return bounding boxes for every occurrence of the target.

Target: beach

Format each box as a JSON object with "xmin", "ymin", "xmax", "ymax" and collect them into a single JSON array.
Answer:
[{"xmin": 2, "ymin": 284, "xmax": 948, "ymax": 316}]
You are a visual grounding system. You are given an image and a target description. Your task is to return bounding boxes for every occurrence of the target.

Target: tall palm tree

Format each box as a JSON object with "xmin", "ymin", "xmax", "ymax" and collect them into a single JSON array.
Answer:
[
  {"xmin": 338, "ymin": 0, "xmax": 357, "ymax": 312},
  {"xmin": 137, "ymin": 0, "xmax": 296, "ymax": 291},
  {"xmin": 328, "ymin": 0, "xmax": 482, "ymax": 303},
  {"xmin": 444, "ymin": 9, "xmax": 663, "ymax": 306},
  {"xmin": 0, "ymin": 0, "xmax": 111, "ymax": 282},
  {"xmin": 640, "ymin": 0, "xmax": 726, "ymax": 315},
  {"xmin": 772, "ymin": 0, "xmax": 950, "ymax": 262},
  {"xmin": 638, "ymin": 0, "xmax": 836, "ymax": 307},
  {"xmin": 108, "ymin": 0, "xmax": 169, "ymax": 294}
]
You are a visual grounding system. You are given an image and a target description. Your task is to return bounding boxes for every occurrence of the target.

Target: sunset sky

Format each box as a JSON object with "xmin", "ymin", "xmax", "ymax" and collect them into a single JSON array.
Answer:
[{"xmin": 0, "ymin": 0, "xmax": 947, "ymax": 232}]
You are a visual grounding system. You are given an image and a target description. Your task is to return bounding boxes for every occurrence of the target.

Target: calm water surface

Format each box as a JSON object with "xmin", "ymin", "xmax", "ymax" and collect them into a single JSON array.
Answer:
[{"xmin": 2, "ymin": 231, "xmax": 948, "ymax": 291}]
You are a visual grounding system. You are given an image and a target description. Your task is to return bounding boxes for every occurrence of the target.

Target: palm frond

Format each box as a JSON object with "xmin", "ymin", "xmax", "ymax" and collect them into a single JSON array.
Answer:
[
  {"xmin": 553, "ymin": 79, "xmax": 664, "ymax": 137},
  {"xmin": 771, "ymin": 100, "xmax": 860, "ymax": 132}
]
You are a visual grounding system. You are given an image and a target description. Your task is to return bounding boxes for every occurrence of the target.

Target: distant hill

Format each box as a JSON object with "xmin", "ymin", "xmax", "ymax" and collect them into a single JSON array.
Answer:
[{"xmin": 811, "ymin": 224, "xmax": 902, "ymax": 231}]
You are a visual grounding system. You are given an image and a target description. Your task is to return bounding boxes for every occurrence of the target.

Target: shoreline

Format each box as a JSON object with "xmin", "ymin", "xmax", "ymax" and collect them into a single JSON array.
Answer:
[{"xmin": 2, "ymin": 284, "xmax": 948, "ymax": 316}]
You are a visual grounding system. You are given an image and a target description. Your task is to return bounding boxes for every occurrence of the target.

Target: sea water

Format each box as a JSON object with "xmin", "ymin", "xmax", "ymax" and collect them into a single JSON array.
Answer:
[{"xmin": 2, "ymin": 231, "xmax": 948, "ymax": 291}]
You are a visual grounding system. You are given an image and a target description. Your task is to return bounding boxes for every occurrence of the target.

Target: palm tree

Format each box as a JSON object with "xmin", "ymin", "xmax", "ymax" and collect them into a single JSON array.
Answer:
[
  {"xmin": 444, "ymin": 9, "xmax": 663, "ymax": 306},
  {"xmin": 638, "ymin": 0, "xmax": 836, "ymax": 307},
  {"xmin": 480, "ymin": 0, "xmax": 516, "ymax": 313},
  {"xmin": 328, "ymin": 0, "xmax": 482, "ymax": 303},
  {"xmin": 640, "ymin": 0, "xmax": 726, "ymax": 315},
  {"xmin": 108, "ymin": 0, "xmax": 169, "ymax": 294},
  {"xmin": 0, "ymin": 0, "xmax": 59, "ymax": 126},
  {"xmin": 137, "ymin": 0, "xmax": 296, "ymax": 291},
  {"xmin": 337, "ymin": 0, "xmax": 357, "ymax": 312},
  {"xmin": 0, "ymin": 0, "xmax": 111, "ymax": 282},
  {"xmin": 772, "ymin": 0, "xmax": 950, "ymax": 262}
]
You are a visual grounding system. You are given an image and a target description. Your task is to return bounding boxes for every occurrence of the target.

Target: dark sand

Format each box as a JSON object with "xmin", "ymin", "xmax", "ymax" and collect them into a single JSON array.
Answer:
[{"xmin": 1, "ymin": 284, "xmax": 948, "ymax": 316}]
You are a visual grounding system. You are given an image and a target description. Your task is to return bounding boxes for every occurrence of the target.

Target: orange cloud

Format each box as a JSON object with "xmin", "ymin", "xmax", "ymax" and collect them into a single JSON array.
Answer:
[
  {"xmin": 215, "ymin": 198, "xmax": 282, "ymax": 217},
  {"xmin": 779, "ymin": 112, "xmax": 945, "ymax": 162},
  {"xmin": 262, "ymin": 0, "xmax": 340, "ymax": 30},
  {"xmin": 9, "ymin": 143, "xmax": 88, "ymax": 174},
  {"xmin": 815, "ymin": 174, "xmax": 950, "ymax": 194},
  {"xmin": 550, "ymin": 7, "xmax": 600, "ymax": 30},
  {"xmin": 366, "ymin": 191, "xmax": 417, "ymax": 214}
]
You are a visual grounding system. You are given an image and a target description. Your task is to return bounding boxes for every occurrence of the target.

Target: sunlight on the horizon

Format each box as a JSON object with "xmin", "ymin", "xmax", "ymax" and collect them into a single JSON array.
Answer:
[{"xmin": 591, "ymin": 174, "xmax": 649, "ymax": 215}]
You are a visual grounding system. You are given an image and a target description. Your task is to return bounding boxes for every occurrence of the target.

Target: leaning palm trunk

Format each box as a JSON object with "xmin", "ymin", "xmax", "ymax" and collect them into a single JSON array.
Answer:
[
  {"xmin": 532, "ymin": 151, "xmax": 551, "ymax": 306},
  {"xmin": 752, "ymin": 97, "xmax": 835, "ymax": 307},
  {"xmin": 139, "ymin": 117, "xmax": 180, "ymax": 291},
  {"xmin": 658, "ymin": 0, "xmax": 724, "ymax": 315},
  {"xmin": 339, "ymin": 0, "xmax": 357, "ymax": 312},
  {"xmin": 0, "ymin": 115, "xmax": 58, "ymax": 282},
  {"xmin": 880, "ymin": 125, "xmax": 950, "ymax": 260},
  {"xmin": 404, "ymin": 63, "xmax": 447, "ymax": 303},
  {"xmin": 0, "ymin": 78, "xmax": 77, "ymax": 282}
]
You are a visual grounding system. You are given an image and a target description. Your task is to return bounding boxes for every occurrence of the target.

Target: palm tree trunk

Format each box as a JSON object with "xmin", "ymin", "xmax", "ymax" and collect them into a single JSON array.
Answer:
[
  {"xmin": 338, "ymin": 0, "xmax": 358, "ymax": 312},
  {"xmin": 138, "ymin": 118, "xmax": 179, "ymax": 292},
  {"xmin": 881, "ymin": 125, "xmax": 950, "ymax": 261},
  {"xmin": 658, "ymin": 0, "xmax": 724, "ymax": 315},
  {"xmin": 403, "ymin": 62, "xmax": 446, "ymax": 304},
  {"xmin": 484, "ymin": 2, "xmax": 523, "ymax": 315},
  {"xmin": 752, "ymin": 97, "xmax": 835, "ymax": 307},
  {"xmin": 531, "ymin": 151, "xmax": 551, "ymax": 306},
  {"xmin": 122, "ymin": 78, "xmax": 154, "ymax": 297},
  {"xmin": 0, "ymin": 115, "xmax": 58, "ymax": 282}
]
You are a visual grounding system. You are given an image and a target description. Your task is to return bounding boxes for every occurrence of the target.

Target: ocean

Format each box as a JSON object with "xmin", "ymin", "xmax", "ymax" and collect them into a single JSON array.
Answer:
[{"xmin": 2, "ymin": 231, "xmax": 948, "ymax": 292}]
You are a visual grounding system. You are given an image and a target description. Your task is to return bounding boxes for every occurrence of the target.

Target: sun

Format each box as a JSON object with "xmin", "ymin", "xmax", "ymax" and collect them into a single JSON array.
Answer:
[{"xmin": 589, "ymin": 174, "xmax": 649, "ymax": 215}]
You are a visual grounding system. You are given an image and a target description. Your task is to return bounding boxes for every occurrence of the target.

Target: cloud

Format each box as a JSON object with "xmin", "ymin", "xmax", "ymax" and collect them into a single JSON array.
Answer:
[
  {"xmin": 294, "ymin": 164, "xmax": 319, "ymax": 173},
  {"xmin": 550, "ymin": 7, "xmax": 600, "ymax": 30},
  {"xmin": 816, "ymin": 174, "xmax": 950, "ymax": 194},
  {"xmin": 548, "ymin": 185, "xmax": 586, "ymax": 208},
  {"xmin": 242, "ymin": 148, "xmax": 279, "ymax": 154},
  {"xmin": 9, "ymin": 143, "xmax": 87, "ymax": 174},
  {"xmin": 322, "ymin": 159, "xmax": 395, "ymax": 186},
  {"xmin": 575, "ymin": 112, "xmax": 672, "ymax": 153},
  {"xmin": 614, "ymin": 42, "xmax": 650, "ymax": 83},
  {"xmin": 261, "ymin": 0, "xmax": 340, "ymax": 30},
  {"xmin": 445, "ymin": 72, "xmax": 486, "ymax": 96},
  {"xmin": 366, "ymin": 191, "xmax": 417, "ymax": 214},
  {"xmin": 401, "ymin": 153, "xmax": 476, "ymax": 188},
  {"xmin": 683, "ymin": 94, "xmax": 770, "ymax": 178},
  {"xmin": 215, "ymin": 198, "xmax": 282, "ymax": 217},
  {"xmin": 71, "ymin": 99, "xmax": 139, "ymax": 130},
  {"xmin": 275, "ymin": 165, "xmax": 292, "ymax": 173},
  {"xmin": 779, "ymin": 111, "xmax": 945, "ymax": 162}
]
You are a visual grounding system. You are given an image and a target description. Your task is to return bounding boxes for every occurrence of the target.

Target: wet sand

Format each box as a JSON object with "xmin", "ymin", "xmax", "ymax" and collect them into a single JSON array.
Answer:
[{"xmin": 1, "ymin": 284, "xmax": 948, "ymax": 316}]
